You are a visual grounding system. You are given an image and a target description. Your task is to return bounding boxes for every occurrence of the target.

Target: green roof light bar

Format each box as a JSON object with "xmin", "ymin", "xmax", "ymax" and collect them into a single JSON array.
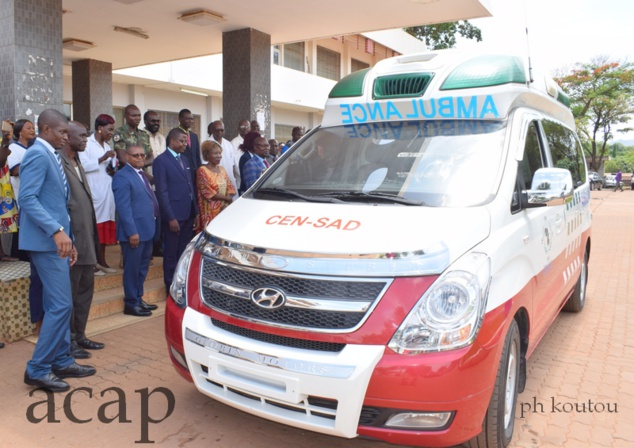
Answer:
[{"xmin": 441, "ymin": 55, "xmax": 527, "ymax": 91}]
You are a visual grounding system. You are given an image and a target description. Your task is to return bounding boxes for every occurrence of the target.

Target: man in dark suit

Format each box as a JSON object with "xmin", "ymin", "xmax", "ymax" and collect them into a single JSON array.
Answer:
[
  {"xmin": 19, "ymin": 109, "xmax": 96, "ymax": 392},
  {"xmin": 59, "ymin": 121, "xmax": 105, "ymax": 358},
  {"xmin": 153, "ymin": 129, "xmax": 198, "ymax": 289},
  {"xmin": 176, "ymin": 108, "xmax": 202, "ymax": 172},
  {"xmin": 112, "ymin": 144, "xmax": 160, "ymax": 317}
]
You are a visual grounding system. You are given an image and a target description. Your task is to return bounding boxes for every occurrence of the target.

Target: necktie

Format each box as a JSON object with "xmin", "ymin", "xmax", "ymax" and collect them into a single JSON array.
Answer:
[
  {"xmin": 54, "ymin": 151, "xmax": 69, "ymax": 198},
  {"xmin": 139, "ymin": 170, "xmax": 159, "ymax": 218},
  {"xmin": 176, "ymin": 154, "xmax": 185, "ymax": 171},
  {"xmin": 186, "ymin": 131, "xmax": 191, "ymax": 147},
  {"xmin": 263, "ymin": 159, "xmax": 270, "ymax": 168}
]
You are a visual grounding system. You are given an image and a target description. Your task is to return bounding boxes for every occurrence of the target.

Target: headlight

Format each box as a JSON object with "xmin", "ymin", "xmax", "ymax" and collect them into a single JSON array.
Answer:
[
  {"xmin": 169, "ymin": 234, "xmax": 200, "ymax": 308},
  {"xmin": 389, "ymin": 252, "xmax": 490, "ymax": 355}
]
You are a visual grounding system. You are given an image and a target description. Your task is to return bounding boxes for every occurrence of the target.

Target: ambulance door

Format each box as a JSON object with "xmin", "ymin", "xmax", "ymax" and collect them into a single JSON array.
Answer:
[
  {"xmin": 512, "ymin": 119, "xmax": 558, "ymax": 345},
  {"xmin": 541, "ymin": 119, "xmax": 589, "ymax": 308}
]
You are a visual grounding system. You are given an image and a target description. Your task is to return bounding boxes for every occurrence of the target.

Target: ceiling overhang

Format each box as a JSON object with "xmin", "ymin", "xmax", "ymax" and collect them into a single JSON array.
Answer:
[{"xmin": 62, "ymin": 0, "xmax": 492, "ymax": 70}]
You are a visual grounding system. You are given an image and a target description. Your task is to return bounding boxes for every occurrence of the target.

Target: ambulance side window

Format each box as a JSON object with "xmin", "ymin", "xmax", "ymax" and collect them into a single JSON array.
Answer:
[
  {"xmin": 512, "ymin": 121, "xmax": 544, "ymax": 213},
  {"xmin": 543, "ymin": 120, "xmax": 587, "ymax": 187}
]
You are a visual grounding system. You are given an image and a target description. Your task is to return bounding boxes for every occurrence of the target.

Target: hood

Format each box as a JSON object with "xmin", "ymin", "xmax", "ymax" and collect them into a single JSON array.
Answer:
[{"xmin": 205, "ymin": 198, "xmax": 490, "ymax": 276}]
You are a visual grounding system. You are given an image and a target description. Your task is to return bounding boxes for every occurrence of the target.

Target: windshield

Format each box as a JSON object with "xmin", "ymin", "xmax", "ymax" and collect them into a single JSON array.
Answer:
[{"xmin": 253, "ymin": 120, "xmax": 507, "ymax": 207}]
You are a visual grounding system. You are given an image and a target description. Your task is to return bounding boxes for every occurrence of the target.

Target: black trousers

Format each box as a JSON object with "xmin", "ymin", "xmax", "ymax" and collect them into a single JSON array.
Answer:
[{"xmin": 69, "ymin": 264, "xmax": 95, "ymax": 343}]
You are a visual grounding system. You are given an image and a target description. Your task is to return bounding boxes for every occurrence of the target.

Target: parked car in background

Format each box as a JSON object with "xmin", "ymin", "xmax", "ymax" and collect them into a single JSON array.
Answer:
[
  {"xmin": 588, "ymin": 172, "xmax": 603, "ymax": 190},
  {"xmin": 604, "ymin": 174, "xmax": 616, "ymax": 188}
]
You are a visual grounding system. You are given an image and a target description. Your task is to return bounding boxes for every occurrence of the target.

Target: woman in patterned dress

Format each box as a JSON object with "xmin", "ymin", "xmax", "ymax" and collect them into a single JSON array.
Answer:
[
  {"xmin": 196, "ymin": 140, "xmax": 235, "ymax": 232},
  {"xmin": 0, "ymin": 129, "xmax": 18, "ymax": 261}
]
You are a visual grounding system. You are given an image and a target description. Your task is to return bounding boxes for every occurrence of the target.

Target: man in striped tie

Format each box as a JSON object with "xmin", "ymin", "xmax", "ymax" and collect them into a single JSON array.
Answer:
[
  {"xmin": 19, "ymin": 109, "xmax": 96, "ymax": 392},
  {"xmin": 242, "ymin": 136, "xmax": 271, "ymax": 191}
]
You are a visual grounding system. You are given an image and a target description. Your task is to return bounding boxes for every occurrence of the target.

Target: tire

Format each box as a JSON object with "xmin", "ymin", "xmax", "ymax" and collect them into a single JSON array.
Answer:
[
  {"xmin": 563, "ymin": 250, "xmax": 588, "ymax": 312},
  {"xmin": 465, "ymin": 320, "xmax": 520, "ymax": 448}
]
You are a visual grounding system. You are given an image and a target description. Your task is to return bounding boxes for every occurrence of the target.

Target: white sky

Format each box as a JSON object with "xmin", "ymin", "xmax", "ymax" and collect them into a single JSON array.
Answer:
[
  {"xmin": 455, "ymin": 0, "xmax": 634, "ymax": 141},
  {"xmin": 456, "ymin": 0, "xmax": 634, "ymax": 76}
]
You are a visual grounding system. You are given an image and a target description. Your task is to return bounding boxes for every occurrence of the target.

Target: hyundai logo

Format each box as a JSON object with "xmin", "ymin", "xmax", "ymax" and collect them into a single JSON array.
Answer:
[{"xmin": 250, "ymin": 287, "xmax": 287, "ymax": 310}]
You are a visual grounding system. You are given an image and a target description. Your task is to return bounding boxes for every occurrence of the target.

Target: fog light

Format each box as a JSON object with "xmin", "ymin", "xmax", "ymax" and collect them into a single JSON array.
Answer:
[
  {"xmin": 170, "ymin": 346, "xmax": 189, "ymax": 372},
  {"xmin": 385, "ymin": 411, "xmax": 452, "ymax": 429}
]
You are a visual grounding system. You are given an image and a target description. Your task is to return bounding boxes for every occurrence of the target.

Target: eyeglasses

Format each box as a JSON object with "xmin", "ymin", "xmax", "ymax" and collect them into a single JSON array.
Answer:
[
  {"xmin": 239, "ymin": 125, "xmax": 249, "ymax": 129},
  {"xmin": 128, "ymin": 153, "xmax": 146, "ymax": 159}
]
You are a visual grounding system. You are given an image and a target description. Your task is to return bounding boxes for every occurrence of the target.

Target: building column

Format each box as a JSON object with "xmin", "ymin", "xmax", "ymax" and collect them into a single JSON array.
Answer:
[
  {"xmin": 222, "ymin": 28, "xmax": 271, "ymax": 140},
  {"xmin": 71, "ymin": 59, "xmax": 113, "ymax": 130},
  {"xmin": 0, "ymin": 0, "xmax": 64, "ymax": 122}
]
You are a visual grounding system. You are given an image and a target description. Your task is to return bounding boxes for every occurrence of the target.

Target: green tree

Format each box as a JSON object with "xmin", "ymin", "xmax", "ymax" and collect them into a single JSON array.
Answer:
[
  {"xmin": 555, "ymin": 57, "xmax": 634, "ymax": 171},
  {"xmin": 404, "ymin": 21, "xmax": 482, "ymax": 50}
]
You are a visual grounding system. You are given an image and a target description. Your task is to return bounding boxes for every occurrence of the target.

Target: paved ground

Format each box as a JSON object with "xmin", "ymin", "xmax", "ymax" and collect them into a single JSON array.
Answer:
[{"xmin": 1, "ymin": 188, "xmax": 632, "ymax": 448}]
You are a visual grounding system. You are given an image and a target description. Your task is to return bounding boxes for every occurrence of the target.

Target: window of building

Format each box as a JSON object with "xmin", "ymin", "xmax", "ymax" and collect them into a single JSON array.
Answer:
[
  {"xmin": 284, "ymin": 42, "xmax": 305, "ymax": 72},
  {"xmin": 272, "ymin": 45, "xmax": 281, "ymax": 65},
  {"xmin": 351, "ymin": 59, "xmax": 370, "ymax": 73},
  {"xmin": 317, "ymin": 46, "xmax": 341, "ymax": 81},
  {"xmin": 275, "ymin": 124, "xmax": 295, "ymax": 145},
  {"xmin": 63, "ymin": 102, "xmax": 73, "ymax": 121}
]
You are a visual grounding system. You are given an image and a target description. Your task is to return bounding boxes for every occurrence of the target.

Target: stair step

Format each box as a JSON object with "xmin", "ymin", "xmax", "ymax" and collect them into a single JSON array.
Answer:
[
  {"xmin": 89, "ymin": 276, "xmax": 166, "ymax": 320},
  {"xmin": 24, "ymin": 302, "xmax": 166, "ymax": 345},
  {"xmin": 93, "ymin": 259, "xmax": 163, "ymax": 292}
]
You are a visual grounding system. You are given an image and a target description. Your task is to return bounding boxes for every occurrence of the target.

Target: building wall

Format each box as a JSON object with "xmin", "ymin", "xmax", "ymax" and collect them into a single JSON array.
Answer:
[{"xmin": 63, "ymin": 30, "xmax": 425, "ymax": 138}]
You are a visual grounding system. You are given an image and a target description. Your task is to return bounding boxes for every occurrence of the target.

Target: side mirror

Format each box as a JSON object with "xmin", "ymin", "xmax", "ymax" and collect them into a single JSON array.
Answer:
[{"xmin": 521, "ymin": 168, "xmax": 574, "ymax": 208}]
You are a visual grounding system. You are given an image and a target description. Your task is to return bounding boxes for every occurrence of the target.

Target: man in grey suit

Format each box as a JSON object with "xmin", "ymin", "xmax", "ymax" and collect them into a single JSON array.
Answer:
[
  {"xmin": 19, "ymin": 109, "xmax": 96, "ymax": 392},
  {"xmin": 59, "ymin": 121, "xmax": 105, "ymax": 359}
]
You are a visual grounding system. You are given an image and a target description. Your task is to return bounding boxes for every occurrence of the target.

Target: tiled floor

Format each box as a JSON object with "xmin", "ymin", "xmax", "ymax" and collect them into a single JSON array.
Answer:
[{"xmin": 0, "ymin": 189, "xmax": 632, "ymax": 448}]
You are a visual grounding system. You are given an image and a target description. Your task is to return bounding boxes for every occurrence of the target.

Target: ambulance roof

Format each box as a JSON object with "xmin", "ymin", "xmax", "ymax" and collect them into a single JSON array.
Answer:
[{"xmin": 322, "ymin": 51, "xmax": 574, "ymax": 129}]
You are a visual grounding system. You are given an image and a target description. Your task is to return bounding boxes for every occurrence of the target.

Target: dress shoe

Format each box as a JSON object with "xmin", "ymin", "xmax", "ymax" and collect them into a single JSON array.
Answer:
[
  {"xmin": 0, "ymin": 342, "xmax": 4, "ymax": 349},
  {"xmin": 24, "ymin": 371, "xmax": 70, "ymax": 392},
  {"xmin": 76, "ymin": 338, "xmax": 105, "ymax": 350},
  {"xmin": 140, "ymin": 300, "xmax": 158, "ymax": 311},
  {"xmin": 71, "ymin": 342, "xmax": 92, "ymax": 359},
  {"xmin": 52, "ymin": 362, "xmax": 97, "ymax": 379},
  {"xmin": 124, "ymin": 305, "xmax": 152, "ymax": 317}
]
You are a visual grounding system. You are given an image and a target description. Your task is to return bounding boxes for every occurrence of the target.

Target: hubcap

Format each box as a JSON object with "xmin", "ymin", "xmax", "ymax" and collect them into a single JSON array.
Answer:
[
  {"xmin": 503, "ymin": 340, "xmax": 518, "ymax": 429},
  {"xmin": 579, "ymin": 258, "xmax": 587, "ymax": 305}
]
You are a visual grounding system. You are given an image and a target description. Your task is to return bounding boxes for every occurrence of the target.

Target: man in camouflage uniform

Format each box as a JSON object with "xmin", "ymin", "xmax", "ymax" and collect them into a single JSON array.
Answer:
[{"xmin": 113, "ymin": 104, "xmax": 152, "ymax": 179}]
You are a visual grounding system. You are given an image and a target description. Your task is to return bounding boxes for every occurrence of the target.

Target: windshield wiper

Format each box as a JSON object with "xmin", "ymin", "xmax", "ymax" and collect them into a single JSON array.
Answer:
[
  {"xmin": 317, "ymin": 191, "xmax": 423, "ymax": 206},
  {"xmin": 255, "ymin": 187, "xmax": 344, "ymax": 203}
]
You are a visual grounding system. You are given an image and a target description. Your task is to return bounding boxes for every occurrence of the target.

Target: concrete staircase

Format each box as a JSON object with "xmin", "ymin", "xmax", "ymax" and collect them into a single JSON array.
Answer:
[{"xmin": 23, "ymin": 246, "xmax": 167, "ymax": 344}]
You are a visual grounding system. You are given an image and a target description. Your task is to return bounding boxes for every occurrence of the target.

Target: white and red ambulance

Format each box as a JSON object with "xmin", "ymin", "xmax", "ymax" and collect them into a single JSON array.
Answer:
[{"xmin": 165, "ymin": 51, "xmax": 591, "ymax": 447}]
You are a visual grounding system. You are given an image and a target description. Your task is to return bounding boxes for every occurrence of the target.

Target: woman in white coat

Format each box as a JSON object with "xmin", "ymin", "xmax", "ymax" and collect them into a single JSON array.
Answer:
[{"xmin": 79, "ymin": 114, "xmax": 117, "ymax": 273}]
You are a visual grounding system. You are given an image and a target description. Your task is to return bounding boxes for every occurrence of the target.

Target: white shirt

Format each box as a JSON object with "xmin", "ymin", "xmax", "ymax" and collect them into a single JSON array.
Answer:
[
  {"xmin": 230, "ymin": 135, "xmax": 244, "ymax": 188},
  {"xmin": 79, "ymin": 134, "xmax": 116, "ymax": 223},
  {"xmin": 7, "ymin": 142, "xmax": 27, "ymax": 202}
]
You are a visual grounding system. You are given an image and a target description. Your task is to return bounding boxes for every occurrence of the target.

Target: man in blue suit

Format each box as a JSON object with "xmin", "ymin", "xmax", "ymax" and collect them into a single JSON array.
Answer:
[
  {"xmin": 242, "ymin": 136, "xmax": 271, "ymax": 190},
  {"xmin": 19, "ymin": 109, "xmax": 96, "ymax": 392},
  {"xmin": 153, "ymin": 129, "xmax": 198, "ymax": 289},
  {"xmin": 112, "ymin": 144, "xmax": 160, "ymax": 317}
]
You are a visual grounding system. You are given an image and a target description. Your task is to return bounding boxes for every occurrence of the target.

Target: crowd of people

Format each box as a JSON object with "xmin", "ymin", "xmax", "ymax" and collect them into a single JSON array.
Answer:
[{"xmin": 0, "ymin": 105, "xmax": 304, "ymax": 390}]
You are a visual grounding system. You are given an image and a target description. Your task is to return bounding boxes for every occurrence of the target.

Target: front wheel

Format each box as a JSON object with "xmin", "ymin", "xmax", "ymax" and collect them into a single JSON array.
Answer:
[
  {"xmin": 466, "ymin": 320, "xmax": 520, "ymax": 448},
  {"xmin": 563, "ymin": 250, "xmax": 588, "ymax": 312}
]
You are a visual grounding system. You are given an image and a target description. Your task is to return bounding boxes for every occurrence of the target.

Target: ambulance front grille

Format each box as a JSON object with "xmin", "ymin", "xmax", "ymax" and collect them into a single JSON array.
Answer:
[{"xmin": 200, "ymin": 258, "xmax": 388, "ymax": 332}]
